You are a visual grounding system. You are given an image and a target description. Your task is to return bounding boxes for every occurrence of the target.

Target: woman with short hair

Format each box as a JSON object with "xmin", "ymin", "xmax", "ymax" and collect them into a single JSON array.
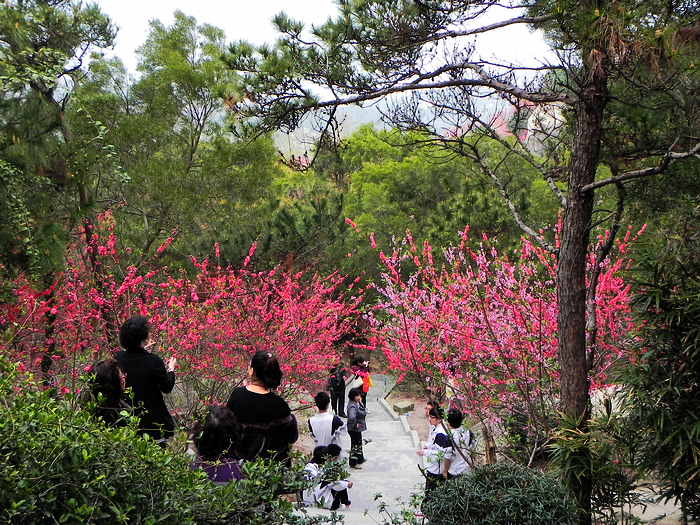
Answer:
[
  {"xmin": 116, "ymin": 315, "xmax": 177, "ymax": 446},
  {"xmin": 443, "ymin": 408, "xmax": 476, "ymax": 479},
  {"xmin": 346, "ymin": 387, "xmax": 367, "ymax": 469}
]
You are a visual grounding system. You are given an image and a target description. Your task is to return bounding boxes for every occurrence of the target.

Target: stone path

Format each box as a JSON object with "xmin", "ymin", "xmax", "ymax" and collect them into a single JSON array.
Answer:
[
  {"xmin": 296, "ymin": 375, "xmax": 686, "ymax": 525},
  {"xmin": 299, "ymin": 374, "xmax": 425, "ymax": 524}
]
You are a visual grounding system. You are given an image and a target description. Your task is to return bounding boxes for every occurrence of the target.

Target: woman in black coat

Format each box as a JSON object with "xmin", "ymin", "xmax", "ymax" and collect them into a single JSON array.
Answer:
[
  {"xmin": 116, "ymin": 315, "xmax": 177, "ymax": 446},
  {"xmin": 226, "ymin": 351, "xmax": 298, "ymax": 464}
]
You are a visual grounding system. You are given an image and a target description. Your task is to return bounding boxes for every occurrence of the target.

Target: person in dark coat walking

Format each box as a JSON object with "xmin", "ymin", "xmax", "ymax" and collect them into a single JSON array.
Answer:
[
  {"xmin": 326, "ymin": 362, "xmax": 348, "ymax": 417},
  {"xmin": 116, "ymin": 315, "xmax": 177, "ymax": 446}
]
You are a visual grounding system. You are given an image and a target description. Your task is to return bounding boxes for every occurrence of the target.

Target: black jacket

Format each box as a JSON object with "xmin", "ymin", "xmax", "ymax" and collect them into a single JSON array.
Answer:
[
  {"xmin": 226, "ymin": 386, "xmax": 298, "ymax": 463},
  {"xmin": 116, "ymin": 347, "xmax": 175, "ymax": 440}
]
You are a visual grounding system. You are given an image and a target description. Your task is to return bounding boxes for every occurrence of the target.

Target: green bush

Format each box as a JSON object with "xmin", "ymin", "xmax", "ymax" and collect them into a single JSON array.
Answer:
[
  {"xmin": 549, "ymin": 407, "xmax": 648, "ymax": 525},
  {"xmin": 422, "ymin": 463, "xmax": 579, "ymax": 525},
  {"xmin": 618, "ymin": 211, "xmax": 700, "ymax": 524},
  {"xmin": 0, "ymin": 361, "xmax": 329, "ymax": 525}
]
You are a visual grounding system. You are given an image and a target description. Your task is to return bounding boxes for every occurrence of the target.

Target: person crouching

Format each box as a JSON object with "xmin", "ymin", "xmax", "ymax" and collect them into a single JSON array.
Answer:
[{"xmin": 302, "ymin": 445, "xmax": 353, "ymax": 510}]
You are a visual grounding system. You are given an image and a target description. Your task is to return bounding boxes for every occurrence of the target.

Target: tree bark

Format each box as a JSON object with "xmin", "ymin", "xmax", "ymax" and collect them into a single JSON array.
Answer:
[{"xmin": 557, "ymin": 49, "xmax": 608, "ymax": 525}]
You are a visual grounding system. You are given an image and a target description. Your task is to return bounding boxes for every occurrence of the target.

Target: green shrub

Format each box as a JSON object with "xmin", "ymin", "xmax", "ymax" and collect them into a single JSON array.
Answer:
[
  {"xmin": 422, "ymin": 463, "xmax": 579, "ymax": 525},
  {"xmin": 549, "ymin": 408, "xmax": 647, "ymax": 525},
  {"xmin": 0, "ymin": 361, "xmax": 329, "ymax": 525},
  {"xmin": 617, "ymin": 219, "xmax": 700, "ymax": 524}
]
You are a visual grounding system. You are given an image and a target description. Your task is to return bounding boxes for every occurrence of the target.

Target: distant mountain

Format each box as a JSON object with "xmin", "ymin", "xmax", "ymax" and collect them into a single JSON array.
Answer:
[{"xmin": 275, "ymin": 104, "xmax": 383, "ymax": 156}]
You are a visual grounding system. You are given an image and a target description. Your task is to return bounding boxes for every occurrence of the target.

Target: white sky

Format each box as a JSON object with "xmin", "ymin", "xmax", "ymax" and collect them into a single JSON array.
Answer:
[
  {"xmin": 93, "ymin": 0, "xmax": 554, "ymax": 149},
  {"xmin": 94, "ymin": 0, "xmax": 553, "ymax": 74},
  {"xmin": 95, "ymin": 0, "xmax": 340, "ymax": 73}
]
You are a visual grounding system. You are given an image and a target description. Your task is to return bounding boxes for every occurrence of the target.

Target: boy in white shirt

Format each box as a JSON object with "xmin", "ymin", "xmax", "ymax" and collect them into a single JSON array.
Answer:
[{"xmin": 308, "ymin": 391, "xmax": 347, "ymax": 447}]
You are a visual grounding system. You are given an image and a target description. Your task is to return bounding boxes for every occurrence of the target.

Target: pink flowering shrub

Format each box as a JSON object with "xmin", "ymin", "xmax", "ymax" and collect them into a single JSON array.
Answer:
[
  {"xmin": 0, "ymin": 216, "xmax": 368, "ymax": 420},
  {"xmin": 371, "ymin": 225, "xmax": 641, "ymax": 457}
]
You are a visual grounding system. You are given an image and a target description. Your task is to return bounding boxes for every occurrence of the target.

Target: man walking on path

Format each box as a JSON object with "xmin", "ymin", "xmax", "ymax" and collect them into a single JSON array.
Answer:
[
  {"xmin": 308, "ymin": 391, "xmax": 347, "ymax": 447},
  {"xmin": 327, "ymin": 363, "xmax": 348, "ymax": 417}
]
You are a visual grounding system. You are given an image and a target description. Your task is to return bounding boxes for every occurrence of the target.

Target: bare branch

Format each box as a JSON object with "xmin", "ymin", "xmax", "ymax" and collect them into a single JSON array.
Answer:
[
  {"xmin": 545, "ymin": 168, "xmax": 567, "ymax": 208},
  {"xmin": 581, "ymin": 140, "xmax": 700, "ymax": 193},
  {"xmin": 470, "ymin": 145, "xmax": 557, "ymax": 255},
  {"xmin": 434, "ymin": 14, "xmax": 556, "ymax": 41}
]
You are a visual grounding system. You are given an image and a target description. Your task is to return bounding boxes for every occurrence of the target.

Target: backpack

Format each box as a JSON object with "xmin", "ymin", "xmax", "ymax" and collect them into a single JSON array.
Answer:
[{"xmin": 327, "ymin": 367, "xmax": 344, "ymax": 390}]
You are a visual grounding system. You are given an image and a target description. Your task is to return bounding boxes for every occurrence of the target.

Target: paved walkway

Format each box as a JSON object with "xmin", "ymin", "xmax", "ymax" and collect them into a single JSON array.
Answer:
[
  {"xmin": 296, "ymin": 375, "xmax": 686, "ymax": 524},
  {"xmin": 299, "ymin": 375, "xmax": 425, "ymax": 524}
]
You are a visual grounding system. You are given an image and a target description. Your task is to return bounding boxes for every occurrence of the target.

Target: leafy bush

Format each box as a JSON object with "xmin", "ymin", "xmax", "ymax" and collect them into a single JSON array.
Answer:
[
  {"xmin": 617, "ymin": 210, "xmax": 700, "ymax": 524},
  {"xmin": 549, "ymin": 406, "xmax": 648, "ymax": 525},
  {"xmin": 0, "ymin": 361, "xmax": 330, "ymax": 525},
  {"xmin": 422, "ymin": 463, "xmax": 579, "ymax": 525}
]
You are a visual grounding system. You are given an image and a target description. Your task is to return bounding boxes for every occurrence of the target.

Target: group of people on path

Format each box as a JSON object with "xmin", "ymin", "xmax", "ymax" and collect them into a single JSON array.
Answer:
[
  {"xmin": 88, "ymin": 316, "xmax": 477, "ymax": 511},
  {"xmin": 300, "ymin": 357, "xmax": 371, "ymax": 509},
  {"xmin": 88, "ymin": 315, "xmax": 376, "ymax": 510},
  {"xmin": 322, "ymin": 357, "xmax": 371, "ymax": 468}
]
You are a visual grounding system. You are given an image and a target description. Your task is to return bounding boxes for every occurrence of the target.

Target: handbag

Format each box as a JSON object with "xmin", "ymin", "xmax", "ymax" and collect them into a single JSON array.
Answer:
[{"xmin": 347, "ymin": 374, "xmax": 363, "ymax": 390}]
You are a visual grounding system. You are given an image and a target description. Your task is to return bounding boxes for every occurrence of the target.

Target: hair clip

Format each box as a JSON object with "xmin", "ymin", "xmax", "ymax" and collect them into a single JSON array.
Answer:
[{"xmin": 267, "ymin": 352, "xmax": 272, "ymax": 358}]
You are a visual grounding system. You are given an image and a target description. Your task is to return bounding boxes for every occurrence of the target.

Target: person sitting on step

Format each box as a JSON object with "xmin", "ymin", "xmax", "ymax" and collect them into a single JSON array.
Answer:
[{"xmin": 302, "ymin": 445, "xmax": 353, "ymax": 510}]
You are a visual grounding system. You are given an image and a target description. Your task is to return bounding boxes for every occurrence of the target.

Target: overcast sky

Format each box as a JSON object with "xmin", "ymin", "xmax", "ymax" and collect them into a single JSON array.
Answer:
[
  {"xmin": 95, "ymin": 0, "xmax": 340, "ymax": 73},
  {"xmin": 94, "ymin": 0, "xmax": 552, "ymax": 74},
  {"xmin": 93, "ymin": 1, "xmax": 553, "ymax": 149}
]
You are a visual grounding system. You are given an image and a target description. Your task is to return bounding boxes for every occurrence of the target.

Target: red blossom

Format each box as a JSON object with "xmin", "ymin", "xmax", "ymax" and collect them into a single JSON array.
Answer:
[{"xmin": 1, "ymin": 225, "xmax": 370, "ymax": 413}]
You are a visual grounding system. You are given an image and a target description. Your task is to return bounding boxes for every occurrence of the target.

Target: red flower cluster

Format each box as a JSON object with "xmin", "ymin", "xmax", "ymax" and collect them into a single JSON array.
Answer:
[{"xmin": 1, "ymin": 216, "xmax": 368, "ymax": 416}]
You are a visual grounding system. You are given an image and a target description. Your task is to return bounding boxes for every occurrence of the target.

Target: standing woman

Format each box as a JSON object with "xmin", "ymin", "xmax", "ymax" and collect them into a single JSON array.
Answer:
[
  {"xmin": 417, "ymin": 407, "xmax": 451, "ymax": 496},
  {"xmin": 346, "ymin": 387, "xmax": 367, "ymax": 469},
  {"xmin": 226, "ymin": 351, "xmax": 298, "ymax": 464},
  {"xmin": 350, "ymin": 357, "xmax": 370, "ymax": 407},
  {"xmin": 116, "ymin": 315, "xmax": 177, "ymax": 447}
]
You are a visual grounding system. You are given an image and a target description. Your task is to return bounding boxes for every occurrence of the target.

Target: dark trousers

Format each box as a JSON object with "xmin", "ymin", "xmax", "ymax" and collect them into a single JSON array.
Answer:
[
  {"xmin": 331, "ymin": 389, "xmax": 346, "ymax": 416},
  {"xmin": 424, "ymin": 471, "xmax": 443, "ymax": 493},
  {"xmin": 348, "ymin": 430, "xmax": 365, "ymax": 467},
  {"xmin": 421, "ymin": 471, "xmax": 444, "ymax": 511},
  {"xmin": 330, "ymin": 488, "xmax": 350, "ymax": 510}
]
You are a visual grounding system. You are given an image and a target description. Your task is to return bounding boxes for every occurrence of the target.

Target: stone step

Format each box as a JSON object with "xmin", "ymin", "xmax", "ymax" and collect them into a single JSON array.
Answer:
[{"xmin": 298, "ymin": 376, "xmax": 424, "ymax": 524}]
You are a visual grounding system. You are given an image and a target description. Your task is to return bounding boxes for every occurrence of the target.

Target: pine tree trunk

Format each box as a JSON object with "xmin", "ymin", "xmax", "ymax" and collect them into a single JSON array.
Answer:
[{"xmin": 558, "ymin": 48, "xmax": 608, "ymax": 525}]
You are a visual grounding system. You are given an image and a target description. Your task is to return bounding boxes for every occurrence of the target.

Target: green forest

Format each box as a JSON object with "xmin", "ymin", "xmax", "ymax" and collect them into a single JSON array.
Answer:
[{"xmin": 2, "ymin": 1, "xmax": 700, "ymax": 524}]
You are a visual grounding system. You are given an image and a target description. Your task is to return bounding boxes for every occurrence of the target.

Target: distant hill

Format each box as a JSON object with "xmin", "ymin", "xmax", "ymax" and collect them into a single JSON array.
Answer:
[{"xmin": 275, "ymin": 104, "xmax": 383, "ymax": 156}]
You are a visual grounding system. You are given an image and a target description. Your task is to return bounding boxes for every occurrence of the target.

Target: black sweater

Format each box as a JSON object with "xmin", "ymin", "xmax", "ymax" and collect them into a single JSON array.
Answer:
[
  {"xmin": 116, "ymin": 347, "xmax": 175, "ymax": 440},
  {"xmin": 226, "ymin": 386, "xmax": 298, "ymax": 463}
]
